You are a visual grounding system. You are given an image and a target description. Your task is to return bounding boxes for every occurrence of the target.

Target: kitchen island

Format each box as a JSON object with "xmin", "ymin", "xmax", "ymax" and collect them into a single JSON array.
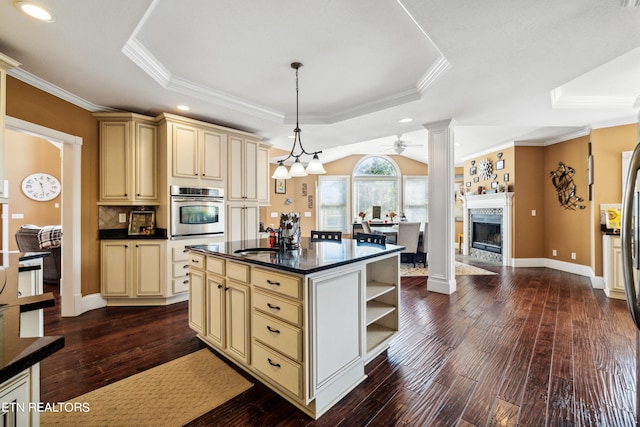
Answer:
[{"xmin": 187, "ymin": 237, "xmax": 403, "ymax": 419}]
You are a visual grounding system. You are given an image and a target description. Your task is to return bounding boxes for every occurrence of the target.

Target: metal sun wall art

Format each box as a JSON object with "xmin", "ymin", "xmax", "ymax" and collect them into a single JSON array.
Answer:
[{"xmin": 549, "ymin": 162, "xmax": 585, "ymax": 210}]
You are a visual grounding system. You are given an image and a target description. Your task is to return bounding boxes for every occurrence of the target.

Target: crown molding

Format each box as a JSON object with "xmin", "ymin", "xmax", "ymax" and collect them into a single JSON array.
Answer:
[
  {"xmin": 620, "ymin": 0, "xmax": 640, "ymax": 7},
  {"xmin": 417, "ymin": 55, "xmax": 451, "ymax": 93},
  {"xmin": 551, "ymin": 87, "xmax": 638, "ymax": 109},
  {"xmin": 7, "ymin": 68, "xmax": 114, "ymax": 112}
]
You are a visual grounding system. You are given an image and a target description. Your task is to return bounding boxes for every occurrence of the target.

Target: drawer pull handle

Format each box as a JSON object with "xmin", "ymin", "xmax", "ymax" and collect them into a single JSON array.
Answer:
[
  {"xmin": 267, "ymin": 303, "xmax": 281, "ymax": 310},
  {"xmin": 191, "ymin": 259, "xmax": 200, "ymax": 263},
  {"xmin": 183, "ymin": 265, "xmax": 189, "ymax": 269},
  {"xmin": 267, "ymin": 326, "xmax": 280, "ymax": 334},
  {"xmin": 218, "ymin": 284, "xmax": 223, "ymax": 289},
  {"xmin": 266, "ymin": 279, "xmax": 280, "ymax": 286},
  {"xmin": 183, "ymin": 279, "xmax": 189, "ymax": 284},
  {"xmin": 267, "ymin": 358, "xmax": 281, "ymax": 368},
  {"xmin": 183, "ymin": 249, "xmax": 189, "ymax": 253}
]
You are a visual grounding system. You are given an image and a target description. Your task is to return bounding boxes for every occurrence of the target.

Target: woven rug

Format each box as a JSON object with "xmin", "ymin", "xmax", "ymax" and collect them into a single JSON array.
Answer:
[
  {"xmin": 400, "ymin": 261, "xmax": 497, "ymax": 277},
  {"xmin": 41, "ymin": 349, "xmax": 252, "ymax": 426}
]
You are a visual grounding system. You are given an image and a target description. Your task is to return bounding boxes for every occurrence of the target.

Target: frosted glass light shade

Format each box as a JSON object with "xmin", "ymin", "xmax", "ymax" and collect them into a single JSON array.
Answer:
[
  {"xmin": 272, "ymin": 162, "xmax": 291, "ymax": 179},
  {"xmin": 289, "ymin": 159, "xmax": 308, "ymax": 177},
  {"xmin": 305, "ymin": 154, "xmax": 326, "ymax": 174}
]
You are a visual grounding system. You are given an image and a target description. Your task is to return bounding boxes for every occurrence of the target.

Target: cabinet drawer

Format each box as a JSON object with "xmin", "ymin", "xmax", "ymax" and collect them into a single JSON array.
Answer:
[
  {"xmin": 252, "ymin": 341, "xmax": 303, "ymax": 399},
  {"xmin": 172, "ymin": 262, "xmax": 190, "ymax": 278},
  {"xmin": 206, "ymin": 256, "xmax": 225, "ymax": 276},
  {"xmin": 173, "ymin": 277, "xmax": 189, "ymax": 294},
  {"xmin": 253, "ymin": 289, "xmax": 302, "ymax": 327},
  {"xmin": 252, "ymin": 311, "xmax": 302, "ymax": 362},
  {"xmin": 189, "ymin": 252, "xmax": 205, "ymax": 269},
  {"xmin": 173, "ymin": 247, "xmax": 189, "ymax": 262},
  {"xmin": 253, "ymin": 268, "xmax": 302, "ymax": 300},
  {"xmin": 227, "ymin": 261, "xmax": 250, "ymax": 283}
]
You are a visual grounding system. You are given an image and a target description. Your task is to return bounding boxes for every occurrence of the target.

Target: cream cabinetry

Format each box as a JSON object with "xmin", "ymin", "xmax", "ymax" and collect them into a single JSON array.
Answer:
[
  {"xmin": 188, "ymin": 250, "xmax": 400, "ymax": 419},
  {"xmin": 0, "ymin": 369, "xmax": 32, "ymax": 426},
  {"xmin": 171, "ymin": 121, "xmax": 226, "ymax": 183},
  {"xmin": 190, "ymin": 256, "xmax": 251, "ymax": 364},
  {"xmin": 603, "ymin": 234, "xmax": 626, "ymax": 300},
  {"xmin": 228, "ymin": 135, "xmax": 270, "ymax": 203},
  {"xmin": 228, "ymin": 204, "xmax": 259, "ymax": 242},
  {"xmin": 0, "ymin": 53, "xmax": 20, "ymax": 202},
  {"xmin": 100, "ymin": 240, "xmax": 166, "ymax": 303},
  {"xmin": 95, "ymin": 113, "xmax": 158, "ymax": 205}
]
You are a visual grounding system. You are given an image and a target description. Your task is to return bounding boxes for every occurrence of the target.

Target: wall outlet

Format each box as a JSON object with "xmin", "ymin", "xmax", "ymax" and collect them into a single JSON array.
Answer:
[
  {"xmin": 270, "ymin": 212, "xmax": 279, "ymax": 218},
  {"xmin": 304, "ymin": 212, "xmax": 312, "ymax": 217},
  {"xmin": 119, "ymin": 213, "xmax": 127, "ymax": 223},
  {"xmin": 11, "ymin": 213, "xmax": 24, "ymax": 219},
  {"xmin": 552, "ymin": 249, "xmax": 557, "ymax": 256},
  {"xmin": 531, "ymin": 210, "xmax": 536, "ymax": 216},
  {"xmin": 571, "ymin": 252, "xmax": 577, "ymax": 260}
]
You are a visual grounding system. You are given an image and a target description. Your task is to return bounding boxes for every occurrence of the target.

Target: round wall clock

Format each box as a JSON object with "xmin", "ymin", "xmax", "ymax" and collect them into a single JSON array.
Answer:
[
  {"xmin": 478, "ymin": 159, "xmax": 493, "ymax": 180},
  {"xmin": 21, "ymin": 173, "xmax": 61, "ymax": 201}
]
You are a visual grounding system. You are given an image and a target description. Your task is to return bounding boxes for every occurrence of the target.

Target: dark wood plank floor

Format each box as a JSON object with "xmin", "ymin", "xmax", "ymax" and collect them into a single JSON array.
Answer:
[{"xmin": 40, "ymin": 260, "xmax": 637, "ymax": 426}]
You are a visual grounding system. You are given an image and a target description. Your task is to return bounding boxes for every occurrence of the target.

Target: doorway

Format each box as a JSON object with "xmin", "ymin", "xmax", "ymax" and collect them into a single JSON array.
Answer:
[{"xmin": 6, "ymin": 116, "xmax": 82, "ymax": 316}]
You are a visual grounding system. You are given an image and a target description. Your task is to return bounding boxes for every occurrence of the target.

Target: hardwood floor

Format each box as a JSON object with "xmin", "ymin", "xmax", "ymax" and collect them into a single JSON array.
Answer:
[{"xmin": 40, "ymin": 261, "xmax": 638, "ymax": 426}]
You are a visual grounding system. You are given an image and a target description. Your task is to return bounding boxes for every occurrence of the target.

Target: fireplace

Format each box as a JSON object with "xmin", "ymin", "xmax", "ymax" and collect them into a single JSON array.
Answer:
[{"xmin": 471, "ymin": 214, "xmax": 502, "ymax": 254}]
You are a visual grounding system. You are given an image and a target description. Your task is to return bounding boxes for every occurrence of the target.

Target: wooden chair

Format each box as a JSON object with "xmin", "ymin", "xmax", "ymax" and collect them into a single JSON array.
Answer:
[
  {"xmin": 355, "ymin": 232, "xmax": 386, "ymax": 246},
  {"xmin": 396, "ymin": 222, "xmax": 421, "ymax": 267},
  {"xmin": 310, "ymin": 230, "xmax": 342, "ymax": 241}
]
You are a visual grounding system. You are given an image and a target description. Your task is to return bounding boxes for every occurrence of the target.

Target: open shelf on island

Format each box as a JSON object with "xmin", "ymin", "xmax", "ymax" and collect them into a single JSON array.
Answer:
[
  {"xmin": 366, "ymin": 281, "xmax": 395, "ymax": 301},
  {"xmin": 366, "ymin": 301, "xmax": 396, "ymax": 325}
]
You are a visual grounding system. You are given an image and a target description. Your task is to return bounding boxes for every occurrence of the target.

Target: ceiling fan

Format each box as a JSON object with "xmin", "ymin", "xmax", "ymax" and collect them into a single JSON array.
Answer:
[{"xmin": 381, "ymin": 135, "xmax": 424, "ymax": 154}]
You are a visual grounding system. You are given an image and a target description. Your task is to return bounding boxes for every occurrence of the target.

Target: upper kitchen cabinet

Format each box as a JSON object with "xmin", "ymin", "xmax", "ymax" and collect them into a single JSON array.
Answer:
[
  {"xmin": 158, "ymin": 113, "xmax": 227, "ymax": 188},
  {"xmin": 94, "ymin": 112, "xmax": 159, "ymax": 205},
  {"xmin": 0, "ymin": 53, "xmax": 21, "ymax": 203},
  {"xmin": 228, "ymin": 135, "xmax": 270, "ymax": 203}
]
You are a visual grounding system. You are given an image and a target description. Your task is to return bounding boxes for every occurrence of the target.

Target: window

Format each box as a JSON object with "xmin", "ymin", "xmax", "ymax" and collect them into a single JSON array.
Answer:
[
  {"xmin": 403, "ymin": 176, "xmax": 428, "ymax": 223},
  {"xmin": 317, "ymin": 176, "xmax": 350, "ymax": 232},
  {"xmin": 353, "ymin": 156, "xmax": 399, "ymax": 219}
]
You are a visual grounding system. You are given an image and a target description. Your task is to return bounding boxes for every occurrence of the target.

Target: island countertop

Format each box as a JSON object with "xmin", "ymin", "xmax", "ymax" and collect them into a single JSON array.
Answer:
[{"xmin": 188, "ymin": 237, "xmax": 404, "ymax": 275}]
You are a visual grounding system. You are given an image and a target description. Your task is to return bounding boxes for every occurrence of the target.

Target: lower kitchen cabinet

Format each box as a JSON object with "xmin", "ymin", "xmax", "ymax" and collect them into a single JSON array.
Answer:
[
  {"xmin": 100, "ymin": 240, "xmax": 166, "ymax": 304},
  {"xmin": 603, "ymin": 234, "xmax": 626, "ymax": 300}
]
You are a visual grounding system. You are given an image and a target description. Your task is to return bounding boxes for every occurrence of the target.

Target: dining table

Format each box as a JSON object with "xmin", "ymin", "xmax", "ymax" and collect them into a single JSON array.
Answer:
[{"xmin": 371, "ymin": 223, "xmax": 425, "ymax": 245}]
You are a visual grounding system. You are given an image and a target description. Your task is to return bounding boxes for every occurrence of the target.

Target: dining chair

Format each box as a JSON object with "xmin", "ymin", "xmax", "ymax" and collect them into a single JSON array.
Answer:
[
  {"xmin": 361, "ymin": 221, "xmax": 372, "ymax": 234},
  {"xmin": 310, "ymin": 230, "xmax": 342, "ymax": 241},
  {"xmin": 417, "ymin": 222, "xmax": 428, "ymax": 267},
  {"xmin": 395, "ymin": 222, "xmax": 421, "ymax": 267},
  {"xmin": 355, "ymin": 232, "xmax": 386, "ymax": 246}
]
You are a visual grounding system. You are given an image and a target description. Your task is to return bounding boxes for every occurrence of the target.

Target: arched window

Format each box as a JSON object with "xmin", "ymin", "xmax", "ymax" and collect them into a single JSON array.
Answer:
[{"xmin": 353, "ymin": 156, "xmax": 399, "ymax": 220}]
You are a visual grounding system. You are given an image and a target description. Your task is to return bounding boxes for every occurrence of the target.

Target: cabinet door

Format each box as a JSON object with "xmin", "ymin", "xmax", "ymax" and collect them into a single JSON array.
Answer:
[
  {"xmin": 244, "ymin": 205, "xmax": 259, "ymax": 241},
  {"xmin": 244, "ymin": 139, "xmax": 258, "ymax": 201},
  {"xmin": 134, "ymin": 121, "xmax": 158, "ymax": 201},
  {"xmin": 0, "ymin": 371, "xmax": 30, "ymax": 427},
  {"xmin": 201, "ymin": 129, "xmax": 226, "ymax": 181},
  {"xmin": 189, "ymin": 268, "xmax": 205, "ymax": 334},
  {"xmin": 226, "ymin": 281, "xmax": 250, "ymax": 363},
  {"xmin": 227, "ymin": 204, "xmax": 245, "ymax": 242},
  {"xmin": 100, "ymin": 121, "xmax": 131, "ymax": 201},
  {"xmin": 101, "ymin": 241, "xmax": 131, "ymax": 297},
  {"xmin": 134, "ymin": 241, "xmax": 164, "ymax": 296},
  {"xmin": 206, "ymin": 274, "xmax": 225, "ymax": 348},
  {"xmin": 228, "ymin": 136, "xmax": 244, "ymax": 200},
  {"xmin": 172, "ymin": 124, "xmax": 199, "ymax": 178},
  {"xmin": 257, "ymin": 145, "xmax": 270, "ymax": 204}
]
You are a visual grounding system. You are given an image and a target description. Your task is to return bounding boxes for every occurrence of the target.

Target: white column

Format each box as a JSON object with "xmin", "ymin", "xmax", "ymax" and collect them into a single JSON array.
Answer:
[{"xmin": 424, "ymin": 119, "xmax": 456, "ymax": 294}]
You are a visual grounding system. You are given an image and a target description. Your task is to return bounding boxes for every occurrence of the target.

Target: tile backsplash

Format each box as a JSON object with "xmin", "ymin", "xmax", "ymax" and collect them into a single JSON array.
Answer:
[{"xmin": 98, "ymin": 206, "xmax": 155, "ymax": 230}]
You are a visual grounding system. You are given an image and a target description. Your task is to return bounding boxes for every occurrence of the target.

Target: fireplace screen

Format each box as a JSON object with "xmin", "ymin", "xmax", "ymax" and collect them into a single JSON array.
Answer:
[{"xmin": 471, "ymin": 214, "xmax": 502, "ymax": 254}]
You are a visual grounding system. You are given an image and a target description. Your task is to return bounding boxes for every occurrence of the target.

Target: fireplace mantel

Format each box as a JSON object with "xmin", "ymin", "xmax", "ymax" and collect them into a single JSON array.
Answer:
[{"xmin": 463, "ymin": 192, "xmax": 514, "ymax": 266}]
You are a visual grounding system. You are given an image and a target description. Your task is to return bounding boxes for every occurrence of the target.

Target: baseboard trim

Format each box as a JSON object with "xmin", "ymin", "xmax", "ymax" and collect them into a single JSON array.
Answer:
[
  {"xmin": 81, "ymin": 292, "xmax": 107, "ymax": 314},
  {"xmin": 512, "ymin": 258, "xmax": 602, "ymax": 288},
  {"xmin": 427, "ymin": 276, "xmax": 456, "ymax": 294}
]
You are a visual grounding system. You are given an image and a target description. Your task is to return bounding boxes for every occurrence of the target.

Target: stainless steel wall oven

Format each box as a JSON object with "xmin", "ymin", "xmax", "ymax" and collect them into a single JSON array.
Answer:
[{"xmin": 170, "ymin": 186, "xmax": 224, "ymax": 238}]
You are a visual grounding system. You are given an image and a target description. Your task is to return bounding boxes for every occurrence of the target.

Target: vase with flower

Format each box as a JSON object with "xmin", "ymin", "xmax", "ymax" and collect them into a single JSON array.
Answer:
[{"xmin": 358, "ymin": 211, "xmax": 366, "ymax": 223}]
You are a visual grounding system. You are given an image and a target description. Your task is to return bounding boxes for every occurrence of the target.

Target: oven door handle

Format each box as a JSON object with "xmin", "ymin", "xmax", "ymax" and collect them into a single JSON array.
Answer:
[{"xmin": 171, "ymin": 197, "xmax": 224, "ymax": 203}]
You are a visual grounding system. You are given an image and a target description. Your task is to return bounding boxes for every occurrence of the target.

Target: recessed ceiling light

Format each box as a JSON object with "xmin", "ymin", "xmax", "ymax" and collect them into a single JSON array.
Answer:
[
  {"xmin": 399, "ymin": 118, "xmax": 413, "ymax": 123},
  {"xmin": 15, "ymin": 1, "xmax": 55, "ymax": 22},
  {"xmin": 177, "ymin": 105, "xmax": 190, "ymax": 111}
]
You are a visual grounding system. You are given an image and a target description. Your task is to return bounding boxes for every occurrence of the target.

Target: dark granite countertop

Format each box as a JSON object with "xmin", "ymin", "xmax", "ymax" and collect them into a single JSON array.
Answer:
[
  {"xmin": 99, "ymin": 228, "xmax": 168, "ymax": 240},
  {"xmin": 188, "ymin": 237, "xmax": 404, "ymax": 275}
]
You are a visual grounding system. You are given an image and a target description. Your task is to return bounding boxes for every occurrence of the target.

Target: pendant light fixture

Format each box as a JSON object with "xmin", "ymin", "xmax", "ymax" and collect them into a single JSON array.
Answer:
[{"xmin": 272, "ymin": 62, "xmax": 326, "ymax": 179}]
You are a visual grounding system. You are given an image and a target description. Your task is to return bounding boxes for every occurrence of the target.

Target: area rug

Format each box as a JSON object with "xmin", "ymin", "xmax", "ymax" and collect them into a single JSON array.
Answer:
[
  {"xmin": 40, "ymin": 349, "xmax": 253, "ymax": 426},
  {"xmin": 400, "ymin": 261, "xmax": 497, "ymax": 277}
]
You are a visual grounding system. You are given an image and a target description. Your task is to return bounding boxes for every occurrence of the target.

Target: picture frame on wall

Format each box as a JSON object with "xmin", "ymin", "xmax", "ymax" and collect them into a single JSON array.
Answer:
[
  {"xmin": 491, "ymin": 181, "xmax": 498, "ymax": 189},
  {"xmin": 275, "ymin": 179, "xmax": 286, "ymax": 194},
  {"xmin": 496, "ymin": 159, "xmax": 505, "ymax": 170},
  {"xmin": 470, "ymin": 166, "xmax": 477, "ymax": 175}
]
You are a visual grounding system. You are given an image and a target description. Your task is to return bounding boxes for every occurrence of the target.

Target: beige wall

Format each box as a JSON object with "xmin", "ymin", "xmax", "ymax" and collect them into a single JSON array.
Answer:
[
  {"xmin": 7, "ymin": 76, "xmax": 101, "ymax": 295},
  {"xmin": 5, "ymin": 130, "xmax": 62, "ymax": 250},
  {"xmin": 544, "ymin": 135, "xmax": 591, "ymax": 265},
  {"xmin": 513, "ymin": 146, "xmax": 545, "ymax": 258}
]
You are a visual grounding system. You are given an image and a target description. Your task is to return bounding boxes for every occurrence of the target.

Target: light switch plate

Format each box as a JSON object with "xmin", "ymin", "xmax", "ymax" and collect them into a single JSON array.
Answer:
[
  {"xmin": 271, "ymin": 212, "xmax": 279, "ymax": 218},
  {"xmin": 304, "ymin": 212, "xmax": 312, "ymax": 217}
]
